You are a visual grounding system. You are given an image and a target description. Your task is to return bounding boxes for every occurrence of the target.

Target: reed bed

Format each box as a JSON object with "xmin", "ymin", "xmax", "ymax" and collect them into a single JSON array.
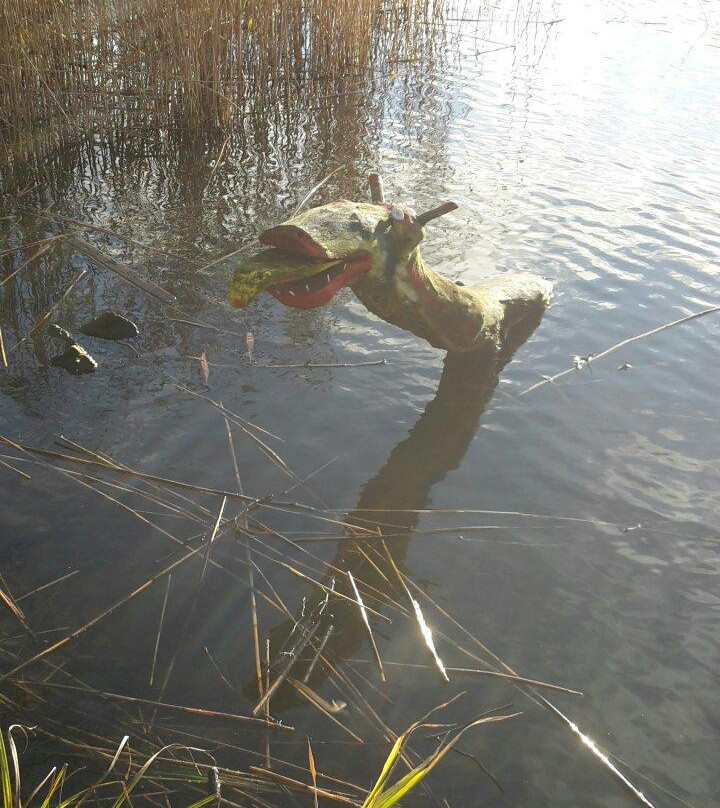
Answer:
[{"xmin": 0, "ymin": 0, "xmax": 447, "ymax": 133}]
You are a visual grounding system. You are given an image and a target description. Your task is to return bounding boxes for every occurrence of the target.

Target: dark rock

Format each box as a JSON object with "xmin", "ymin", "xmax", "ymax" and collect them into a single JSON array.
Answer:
[
  {"xmin": 51, "ymin": 344, "xmax": 98, "ymax": 375},
  {"xmin": 80, "ymin": 310, "xmax": 139, "ymax": 340}
]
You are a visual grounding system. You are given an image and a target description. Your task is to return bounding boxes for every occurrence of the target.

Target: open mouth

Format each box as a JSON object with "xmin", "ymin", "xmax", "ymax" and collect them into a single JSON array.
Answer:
[
  {"xmin": 230, "ymin": 199, "xmax": 386, "ymax": 310},
  {"xmin": 266, "ymin": 251, "xmax": 371, "ymax": 310}
]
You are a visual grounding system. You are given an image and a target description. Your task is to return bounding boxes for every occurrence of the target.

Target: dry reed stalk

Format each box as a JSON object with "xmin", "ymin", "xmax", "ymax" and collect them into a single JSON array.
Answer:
[
  {"xmin": 10, "ymin": 268, "xmax": 86, "ymax": 352},
  {"xmin": 149, "ymin": 575, "xmax": 171, "ymax": 687},
  {"xmin": 0, "ymin": 581, "xmax": 30, "ymax": 631},
  {"xmin": 307, "ymin": 738, "xmax": 319, "ymax": 808},
  {"xmin": 264, "ymin": 637, "xmax": 271, "ymax": 768},
  {"xmin": 151, "ymin": 498, "xmax": 227, "ymax": 713},
  {"xmin": 253, "ymin": 621, "xmax": 320, "ymax": 716},
  {"xmin": 249, "ymin": 767, "xmax": 356, "ymax": 806},
  {"xmin": 64, "ymin": 233, "xmax": 175, "ymax": 304},
  {"xmin": 55, "ymin": 435, "xmax": 213, "ymax": 525},
  {"xmin": 347, "ymin": 570, "xmax": 385, "ymax": 683},
  {"xmin": 202, "ymin": 646, "xmax": 242, "ymax": 696},
  {"xmin": 1, "ymin": 0, "xmax": 445, "ymax": 141},
  {"xmin": 0, "ymin": 438, "xmax": 257, "ymax": 503},
  {"xmin": 0, "ymin": 457, "xmax": 30, "ymax": 479},
  {"xmin": 522, "ymin": 304, "xmax": 720, "ymax": 395},
  {"xmin": 346, "ymin": 659, "xmax": 582, "ymax": 696},
  {"xmin": 16, "ymin": 569, "xmax": 79, "ymax": 602},
  {"xmin": 0, "ymin": 237, "xmax": 62, "ymax": 287},
  {"xmin": 0, "ymin": 326, "xmax": 7, "ymax": 368},
  {"xmin": 21, "ymin": 680, "xmax": 291, "ymax": 729},
  {"xmin": 288, "ymin": 679, "xmax": 362, "ymax": 743}
]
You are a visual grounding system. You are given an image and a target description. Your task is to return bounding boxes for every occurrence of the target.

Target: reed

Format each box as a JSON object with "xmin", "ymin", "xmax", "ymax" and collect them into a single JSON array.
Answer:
[{"xmin": 0, "ymin": 0, "xmax": 447, "ymax": 133}]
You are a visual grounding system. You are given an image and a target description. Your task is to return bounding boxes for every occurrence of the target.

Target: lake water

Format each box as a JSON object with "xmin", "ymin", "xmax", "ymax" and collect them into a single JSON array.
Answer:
[{"xmin": 1, "ymin": 1, "xmax": 719, "ymax": 806}]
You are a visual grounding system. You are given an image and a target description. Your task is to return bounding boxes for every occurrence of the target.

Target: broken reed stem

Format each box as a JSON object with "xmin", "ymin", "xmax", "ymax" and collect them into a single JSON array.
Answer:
[
  {"xmin": 10, "ymin": 268, "xmax": 86, "ymax": 352},
  {"xmin": 288, "ymin": 679, "xmax": 363, "ymax": 744},
  {"xmin": 307, "ymin": 737, "xmax": 319, "ymax": 808},
  {"xmin": 0, "ymin": 457, "xmax": 30, "ymax": 479},
  {"xmin": 0, "ymin": 581, "xmax": 30, "ymax": 632},
  {"xmin": 20, "ymin": 680, "xmax": 291, "ymax": 730},
  {"xmin": 0, "ymin": 237, "xmax": 61, "ymax": 287},
  {"xmin": 522, "ymin": 304, "xmax": 720, "ymax": 395},
  {"xmin": 249, "ymin": 767, "xmax": 356, "ymax": 806},
  {"xmin": 264, "ymin": 638, "xmax": 271, "ymax": 769},
  {"xmin": 247, "ymin": 541, "xmax": 263, "ymax": 699},
  {"xmin": 253, "ymin": 622, "xmax": 320, "ymax": 717},
  {"xmin": 0, "ymin": 326, "xmax": 7, "ymax": 368},
  {"xmin": 149, "ymin": 575, "xmax": 171, "ymax": 687},
  {"xmin": 16, "ymin": 569, "xmax": 79, "ymax": 602},
  {"xmin": 347, "ymin": 570, "xmax": 385, "ymax": 682}
]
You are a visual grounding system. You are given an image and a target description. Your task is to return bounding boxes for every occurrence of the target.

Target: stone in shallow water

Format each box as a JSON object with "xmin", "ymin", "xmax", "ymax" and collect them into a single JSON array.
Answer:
[
  {"xmin": 80, "ymin": 310, "xmax": 139, "ymax": 340},
  {"xmin": 50, "ymin": 344, "xmax": 98, "ymax": 375}
]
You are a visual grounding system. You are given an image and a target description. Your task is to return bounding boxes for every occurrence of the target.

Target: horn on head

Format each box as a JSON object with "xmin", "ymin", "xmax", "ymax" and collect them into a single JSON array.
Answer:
[{"xmin": 414, "ymin": 201, "xmax": 458, "ymax": 227}]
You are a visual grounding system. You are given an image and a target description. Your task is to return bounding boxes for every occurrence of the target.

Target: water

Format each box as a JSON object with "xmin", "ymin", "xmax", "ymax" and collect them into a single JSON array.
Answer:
[{"xmin": 1, "ymin": 1, "xmax": 719, "ymax": 805}]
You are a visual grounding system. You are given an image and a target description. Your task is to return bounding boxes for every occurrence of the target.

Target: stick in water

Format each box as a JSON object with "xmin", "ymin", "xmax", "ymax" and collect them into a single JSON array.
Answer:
[{"xmin": 522, "ymin": 304, "xmax": 720, "ymax": 395}]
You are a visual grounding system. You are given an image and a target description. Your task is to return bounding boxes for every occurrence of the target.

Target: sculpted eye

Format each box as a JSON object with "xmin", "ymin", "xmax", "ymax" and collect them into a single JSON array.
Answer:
[{"xmin": 389, "ymin": 206, "xmax": 405, "ymax": 222}]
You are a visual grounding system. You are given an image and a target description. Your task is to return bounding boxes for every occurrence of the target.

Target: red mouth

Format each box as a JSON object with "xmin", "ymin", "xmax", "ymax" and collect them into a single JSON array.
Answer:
[{"xmin": 267, "ymin": 251, "xmax": 371, "ymax": 310}]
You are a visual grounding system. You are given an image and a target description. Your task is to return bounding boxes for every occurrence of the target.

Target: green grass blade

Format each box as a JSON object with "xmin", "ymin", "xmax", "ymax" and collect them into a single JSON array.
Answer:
[
  {"xmin": 372, "ymin": 714, "xmax": 520, "ymax": 808},
  {"xmin": 360, "ymin": 733, "xmax": 408, "ymax": 808},
  {"xmin": 181, "ymin": 795, "xmax": 216, "ymax": 808},
  {"xmin": 0, "ymin": 731, "xmax": 12, "ymax": 808},
  {"xmin": 38, "ymin": 765, "xmax": 67, "ymax": 808}
]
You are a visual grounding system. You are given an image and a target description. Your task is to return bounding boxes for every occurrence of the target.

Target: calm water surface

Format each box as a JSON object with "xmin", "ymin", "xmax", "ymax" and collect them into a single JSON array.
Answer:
[{"xmin": 1, "ymin": 1, "xmax": 719, "ymax": 806}]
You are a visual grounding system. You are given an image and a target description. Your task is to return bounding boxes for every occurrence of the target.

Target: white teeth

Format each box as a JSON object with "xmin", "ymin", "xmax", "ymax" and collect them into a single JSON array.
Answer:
[
  {"xmin": 305, "ymin": 284, "xmax": 310, "ymax": 292},
  {"xmin": 326, "ymin": 274, "xmax": 331, "ymax": 283},
  {"xmin": 288, "ymin": 289, "xmax": 295, "ymax": 296}
]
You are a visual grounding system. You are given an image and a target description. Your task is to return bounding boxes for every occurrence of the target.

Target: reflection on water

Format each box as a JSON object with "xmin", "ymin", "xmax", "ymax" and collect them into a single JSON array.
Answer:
[
  {"xmin": 265, "ymin": 307, "xmax": 546, "ymax": 705},
  {"xmin": 2, "ymin": 1, "xmax": 720, "ymax": 806}
]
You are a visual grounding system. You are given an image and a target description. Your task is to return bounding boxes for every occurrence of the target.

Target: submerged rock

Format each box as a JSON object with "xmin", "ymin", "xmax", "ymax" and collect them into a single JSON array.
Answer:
[
  {"xmin": 80, "ymin": 310, "xmax": 139, "ymax": 340},
  {"xmin": 48, "ymin": 324, "xmax": 98, "ymax": 375},
  {"xmin": 51, "ymin": 344, "xmax": 98, "ymax": 375}
]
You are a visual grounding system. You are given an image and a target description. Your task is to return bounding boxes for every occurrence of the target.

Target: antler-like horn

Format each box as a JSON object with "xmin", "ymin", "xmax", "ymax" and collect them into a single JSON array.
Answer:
[
  {"xmin": 415, "ymin": 201, "xmax": 458, "ymax": 227},
  {"xmin": 368, "ymin": 173, "xmax": 385, "ymax": 203}
]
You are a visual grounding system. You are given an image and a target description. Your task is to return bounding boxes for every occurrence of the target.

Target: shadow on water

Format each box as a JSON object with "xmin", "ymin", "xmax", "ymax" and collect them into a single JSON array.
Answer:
[{"xmin": 260, "ymin": 305, "xmax": 546, "ymax": 708}]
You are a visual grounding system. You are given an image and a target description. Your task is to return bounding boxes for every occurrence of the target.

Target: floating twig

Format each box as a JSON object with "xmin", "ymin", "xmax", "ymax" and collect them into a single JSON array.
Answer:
[{"xmin": 522, "ymin": 304, "xmax": 720, "ymax": 395}]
